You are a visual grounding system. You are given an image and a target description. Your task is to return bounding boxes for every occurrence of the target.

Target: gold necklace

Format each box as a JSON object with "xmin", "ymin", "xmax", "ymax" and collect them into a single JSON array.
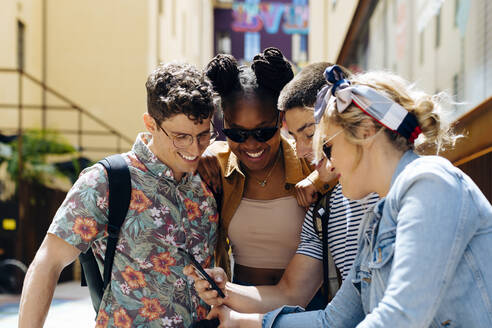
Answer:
[{"xmin": 250, "ymin": 149, "xmax": 281, "ymax": 187}]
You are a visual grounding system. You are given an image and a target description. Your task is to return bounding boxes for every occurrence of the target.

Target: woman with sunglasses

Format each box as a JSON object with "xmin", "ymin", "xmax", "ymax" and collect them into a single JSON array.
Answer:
[
  {"xmin": 200, "ymin": 48, "xmax": 335, "ymax": 287},
  {"xmin": 185, "ymin": 62, "xmax": 379, "ymax": 314},
  {"xmin": 203, "ymin": 67, "xmax": 492, "ymax": 327}
]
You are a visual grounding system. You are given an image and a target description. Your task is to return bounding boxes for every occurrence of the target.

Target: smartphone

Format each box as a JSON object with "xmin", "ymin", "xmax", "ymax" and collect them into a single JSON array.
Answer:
[{"xmin": 178, "ymin": 247, "xmax": 225, "ymax": 298}]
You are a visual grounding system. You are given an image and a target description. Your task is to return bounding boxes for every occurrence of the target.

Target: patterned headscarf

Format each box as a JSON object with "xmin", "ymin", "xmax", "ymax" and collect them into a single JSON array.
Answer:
[{"xmin": 314, "ymin": 65, "xmax": 421, "ymax": 143}]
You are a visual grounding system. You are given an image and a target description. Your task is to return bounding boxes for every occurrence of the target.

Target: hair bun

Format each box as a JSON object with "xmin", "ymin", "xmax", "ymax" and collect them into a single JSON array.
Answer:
[
  {"xmin": 205, "ymin": 54, "xmax": 240, "ymax": 96},
  {"xmin": 252, "ymin": 47, "xmax": 294, "ymax": 93}
]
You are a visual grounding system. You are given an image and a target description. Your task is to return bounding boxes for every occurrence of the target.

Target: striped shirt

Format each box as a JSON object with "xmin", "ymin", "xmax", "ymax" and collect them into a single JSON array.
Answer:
[{"xmin": 296, "ymin": 183, "xmax": 380, "ymax": 279}]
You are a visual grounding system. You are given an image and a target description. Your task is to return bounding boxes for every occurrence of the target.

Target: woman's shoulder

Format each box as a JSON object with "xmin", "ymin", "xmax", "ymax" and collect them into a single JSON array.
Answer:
[
  {"xmin": 391, "ymin": 155, "xmax": 465, "ymax": 200},
  {"xmin": 403, "ymin": 155, "xmax": 460, "ymax": 181}
]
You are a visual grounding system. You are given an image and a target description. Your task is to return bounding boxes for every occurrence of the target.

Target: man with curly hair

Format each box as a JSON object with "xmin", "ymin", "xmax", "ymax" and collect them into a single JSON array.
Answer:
[{"xmin": 19, "ymin": 63, "xmax": 218, "ymax": 328}]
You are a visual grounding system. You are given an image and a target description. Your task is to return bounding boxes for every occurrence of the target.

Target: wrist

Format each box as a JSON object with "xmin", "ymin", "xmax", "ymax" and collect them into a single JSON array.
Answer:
[
  {"xmin": 236, "ymin": 313, "xmax": 263, "ymax": 328},
  {"xmin": 223, "ymin": 281, "xmax": 236, "ymax": 306}
]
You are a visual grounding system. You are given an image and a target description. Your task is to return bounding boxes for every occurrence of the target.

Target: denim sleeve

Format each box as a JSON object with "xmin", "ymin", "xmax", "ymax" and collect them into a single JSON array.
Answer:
[
  {"xmin": 357, "ymin": 163, "xmax": 475, "ymax": 327},
  {"xmin": 262, "ymin": 265, "xmax": 365, "ymax": 328}
]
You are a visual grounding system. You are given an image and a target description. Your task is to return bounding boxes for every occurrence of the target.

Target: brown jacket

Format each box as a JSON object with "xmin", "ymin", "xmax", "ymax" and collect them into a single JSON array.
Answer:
[{"xmin": 208, "ymin": 136, "xmax": 334, "ymax": 278}]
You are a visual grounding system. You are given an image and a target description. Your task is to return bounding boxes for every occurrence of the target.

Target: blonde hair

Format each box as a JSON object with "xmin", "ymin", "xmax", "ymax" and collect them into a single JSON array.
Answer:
[{"xmin": 314, "ymin": 71, "xmax": 458, "ymax": 164}]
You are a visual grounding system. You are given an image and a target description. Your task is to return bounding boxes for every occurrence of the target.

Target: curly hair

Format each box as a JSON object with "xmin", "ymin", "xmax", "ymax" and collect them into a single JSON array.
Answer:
[
  {"xmin": 145, "ymin": 62, "xmax": 215, "ymax": 124},
  {"xmin": 205, "ymin": 47, "xmax": 294, "ymax": 118},
  {"xmin": 278, "ymin": 62, "xmax": 351, "ymax": 111}
]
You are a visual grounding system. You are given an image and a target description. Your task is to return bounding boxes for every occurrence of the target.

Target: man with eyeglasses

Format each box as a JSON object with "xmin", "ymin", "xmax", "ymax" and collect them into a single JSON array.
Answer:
[{"xmin": 19, "ymin": 62, "xmax": 219, "ymax": 328}]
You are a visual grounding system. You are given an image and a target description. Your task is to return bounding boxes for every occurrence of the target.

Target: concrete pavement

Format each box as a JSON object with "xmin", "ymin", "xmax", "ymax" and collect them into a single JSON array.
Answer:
[{"xmin": 0, "ymin": 281, "xmax": 94, "ymax": 327}]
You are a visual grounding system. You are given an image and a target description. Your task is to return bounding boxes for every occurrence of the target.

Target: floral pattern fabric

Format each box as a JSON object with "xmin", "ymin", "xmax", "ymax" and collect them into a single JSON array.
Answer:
[{"xmin": 49, "ymin": 133, "xmax": 218, "ymax": 328}]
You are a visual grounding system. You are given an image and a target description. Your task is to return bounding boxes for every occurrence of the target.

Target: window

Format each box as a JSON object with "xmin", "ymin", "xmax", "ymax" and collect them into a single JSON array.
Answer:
[
  {"xmin": 454, "ymin": 0, "xmax": 459, "ymax": 27},
  {"xmin": 435, "ymin": 8, "xmax": 441, "ymax": 48},
  {"xmin": 420, "ymin": 31, "xmax": 424, "ymax": 65},
  {"xmin": 17, "ymin": 20, "xmax": 25, "ymax": 71},
  {"xmin": 171, "ymin": 0, "xmax": 176, "ymax": 37},
  {"xmin": 453, "ymin": 73, "xmax": 459, "ymax": 102},
  {"xmin": 216, "ymin": 31, "xmax": 231, "ymax": 54}
]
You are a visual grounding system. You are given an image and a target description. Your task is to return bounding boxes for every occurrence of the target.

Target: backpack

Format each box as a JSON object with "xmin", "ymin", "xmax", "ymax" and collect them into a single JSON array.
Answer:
[
  {"xmin": 78, "ymin": 154, "xmax": 131, "ymax": 315},
  {"xmin": 312, "ymin": 186, "xmax": 342, "ymax": 306}
]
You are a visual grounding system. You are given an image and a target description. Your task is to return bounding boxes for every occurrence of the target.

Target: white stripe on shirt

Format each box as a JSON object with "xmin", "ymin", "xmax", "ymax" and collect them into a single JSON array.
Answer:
[{"xmin": 296, "ymin": 184, "xmax": 379, "ymax": 279}]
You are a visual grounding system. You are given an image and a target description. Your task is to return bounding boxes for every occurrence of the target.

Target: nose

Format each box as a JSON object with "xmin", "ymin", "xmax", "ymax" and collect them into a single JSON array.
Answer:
[
  {"xmin": 188, "ymin": 138, "xmax": 202, "ymax": 157},
  {"xmin": 295, "ymin": 139, "xmax": 312, "ymax": 159},
  {"xmin": 241, "ymin": 135, "xmax": 262, "ymax": 150}
]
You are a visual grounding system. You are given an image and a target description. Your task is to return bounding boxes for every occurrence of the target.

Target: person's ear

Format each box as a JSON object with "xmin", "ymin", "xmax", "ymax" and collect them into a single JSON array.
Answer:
[
  {"xmin": 358, "ymin": 120, "xmax": 379, "ymax": 150},
  {"xmin": 360, "ymin": 119, "xmax": 378, "ymax": 139},
  {"xmin": 143, "ymin": 112, "xmax": 157, "ymax": 133}
]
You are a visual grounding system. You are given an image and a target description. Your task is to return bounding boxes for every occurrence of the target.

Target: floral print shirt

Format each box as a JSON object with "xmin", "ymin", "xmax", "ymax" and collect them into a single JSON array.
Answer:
[{"xmin": 48, "ymin": 133, "xmax": 218, "ymax": 328}]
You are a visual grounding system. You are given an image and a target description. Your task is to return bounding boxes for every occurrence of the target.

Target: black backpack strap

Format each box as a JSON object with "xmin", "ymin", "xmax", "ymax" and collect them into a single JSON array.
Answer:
[
  {"xmin": 79, "ymin": 247, "xmax": 104, "ymax": 313},
  {"xmin": 98, "ymin": 154, "xmax": 131, "ymax": 290},
  {"xmin": 312, "ymin": 185, "xmax": 336, "ymax": 306},
  {"xmin": 321, "ymin": 198, "xmax": 330, "ymax": 305}
]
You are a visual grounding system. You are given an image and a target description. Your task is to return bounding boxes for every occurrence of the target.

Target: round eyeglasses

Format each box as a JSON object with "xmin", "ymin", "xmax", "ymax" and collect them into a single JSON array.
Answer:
[{"xmin": 156, "ymin": 123, "xmax": 218, "ymax": 149}]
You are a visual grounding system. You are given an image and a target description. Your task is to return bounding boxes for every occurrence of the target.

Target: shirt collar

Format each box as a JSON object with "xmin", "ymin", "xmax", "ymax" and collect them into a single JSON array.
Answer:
[
  {"xmin": 132, "ymin": 132, "xmax": 193, "ymax": 184},
  {"xmin": 223, "ymin": 135, "xmax": 305, "ymax": 184}
]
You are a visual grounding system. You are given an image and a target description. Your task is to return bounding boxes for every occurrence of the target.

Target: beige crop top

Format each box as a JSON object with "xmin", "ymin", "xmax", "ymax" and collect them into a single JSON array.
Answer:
[{"xmin": 228, "ymin": 196, "xmax": 306, "ymax": 269}]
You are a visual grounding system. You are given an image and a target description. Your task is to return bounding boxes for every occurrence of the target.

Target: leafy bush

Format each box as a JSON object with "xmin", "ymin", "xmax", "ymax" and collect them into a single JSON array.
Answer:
[{"xmin": 0, "ymin": 129, "xmax": 79, "ymax": 186}]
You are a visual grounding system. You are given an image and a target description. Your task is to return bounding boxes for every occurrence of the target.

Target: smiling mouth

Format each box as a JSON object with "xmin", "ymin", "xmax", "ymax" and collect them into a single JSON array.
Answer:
[
  {"xmin": 245, "ymin": 149, "xmax": 265, "ymax": 158},
  {"xmin": 178, "ymin": 152, "xmax": 198, "ymax": 161}
]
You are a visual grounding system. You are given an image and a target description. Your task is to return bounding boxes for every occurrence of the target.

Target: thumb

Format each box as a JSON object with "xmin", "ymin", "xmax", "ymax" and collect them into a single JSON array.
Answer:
[
  {"xmin": 208, "ymin": 268, "xmax": 228, "ymax": 288},
  {"xmin": 206, "ymin": 306, "xmax": 220, "ymax": 320}
]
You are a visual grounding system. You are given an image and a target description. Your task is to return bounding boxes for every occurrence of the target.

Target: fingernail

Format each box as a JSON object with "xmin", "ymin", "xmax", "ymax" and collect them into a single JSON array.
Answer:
[
  {"xmin": 337, "ymin": 173, "xmax": 341, "ymax": 178},
  {"xmin": 330, "ymin": 167, "xmax": 335, "ymax": 171}
]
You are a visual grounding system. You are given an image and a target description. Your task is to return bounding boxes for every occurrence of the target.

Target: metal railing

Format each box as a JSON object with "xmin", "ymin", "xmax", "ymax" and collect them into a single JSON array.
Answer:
[{"xmin": 0, "ymin": 67, "xmax": 133, "ymax": 155}]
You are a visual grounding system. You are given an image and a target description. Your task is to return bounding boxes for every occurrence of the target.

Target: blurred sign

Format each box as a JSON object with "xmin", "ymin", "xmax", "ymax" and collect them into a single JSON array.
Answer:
[
  {"xmin": 396, "ymin": 0, "xmax": 407, "ymax": 60},
  {"xmin": 417, "ymin": 0, "xmax": 445, "ymax": 32},
  {"xmin": 456, "ymin": 0, "xmax": 471, "ymax": 37},
  {"xmin": 2, "ymin": 218, "xmax": 16, "ymax": 230},
  {"xmin": 232, "ymin": 1, "xmax": 309, "ymax": 34}
]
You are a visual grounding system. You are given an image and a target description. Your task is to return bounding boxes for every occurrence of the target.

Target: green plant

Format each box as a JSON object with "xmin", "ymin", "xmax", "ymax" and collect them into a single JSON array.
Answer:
[{"xmin": 0, "ymin": 129, "xmax": 79, "ymax": 187}]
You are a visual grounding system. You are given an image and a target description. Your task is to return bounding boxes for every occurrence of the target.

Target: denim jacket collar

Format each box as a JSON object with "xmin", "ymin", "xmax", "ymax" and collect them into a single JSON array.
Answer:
[
  {"xmin": 365, "ymin": 150, "xmax": 419, "ymax": 240},
  {"xmin": 389, "ymin": 150, "xmax": 420, "ymax": 189}
]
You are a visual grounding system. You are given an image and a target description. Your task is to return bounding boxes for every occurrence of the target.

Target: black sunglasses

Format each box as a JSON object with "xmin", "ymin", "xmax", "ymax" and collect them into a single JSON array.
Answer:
[
  {"xmin": 222, "ymin": 115, "xmax": 279, "ymax": 143},
  {"xmin": 322, "ymin": 143, "xmax": 332, "ymax": 159}
]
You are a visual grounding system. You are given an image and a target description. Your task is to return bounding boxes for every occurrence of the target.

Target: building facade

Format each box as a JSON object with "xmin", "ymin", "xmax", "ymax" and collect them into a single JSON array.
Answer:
[
  {"xmin": 213, "ymin": 0, "xmax": 309, "ymax": 67},
  {"xmin": 331, "ymin": 0, "xmax": 492, "ymax": 201},
  {"xmin": 0, "ymin": 0, "xmax": 217, "ymax": 160}
]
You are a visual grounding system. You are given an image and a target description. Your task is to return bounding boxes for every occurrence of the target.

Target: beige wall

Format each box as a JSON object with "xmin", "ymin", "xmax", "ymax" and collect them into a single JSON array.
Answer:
[
  {"xmin": 0, "ymin": 0, "xmax": 44, "ymax": 132},
  {"xmin": 44, "ymin": 0, "xmax": 150, "ymax": 158},
  {"xmin": 308, "ymin": 0, "xmax": 358, "ymax": 63},
  {"xmin": 1, "ymin": 0, "xmax": 216, "ymax": 160},
  {"xmin": 156, "ymin": 0, "xmax": 214, "ymax": 69},
  {"xmin": 364, "ymin": 0, "xmax": 491, "ymax": 121},
  {"xmin": 0, "ymin": 1, "xmax": 19, "ymax": 130}
]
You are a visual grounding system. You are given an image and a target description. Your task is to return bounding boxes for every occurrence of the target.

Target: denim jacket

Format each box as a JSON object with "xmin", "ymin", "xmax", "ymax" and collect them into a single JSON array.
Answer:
[{"xmin": 263, "ymin": 150, "xmax": 492, "ymax": 328}]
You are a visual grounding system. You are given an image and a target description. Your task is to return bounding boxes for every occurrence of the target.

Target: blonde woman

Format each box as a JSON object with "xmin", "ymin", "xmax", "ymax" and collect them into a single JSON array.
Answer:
[{"xmin": 205, "ymin": 66, "xmax": 492, "ymax": 327}]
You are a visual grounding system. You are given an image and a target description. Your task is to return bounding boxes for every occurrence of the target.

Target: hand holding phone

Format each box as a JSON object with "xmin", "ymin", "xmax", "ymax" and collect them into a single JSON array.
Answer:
[{"xmin": 178, "ymin": 247, "xmax": 225, "ymax": 298}]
